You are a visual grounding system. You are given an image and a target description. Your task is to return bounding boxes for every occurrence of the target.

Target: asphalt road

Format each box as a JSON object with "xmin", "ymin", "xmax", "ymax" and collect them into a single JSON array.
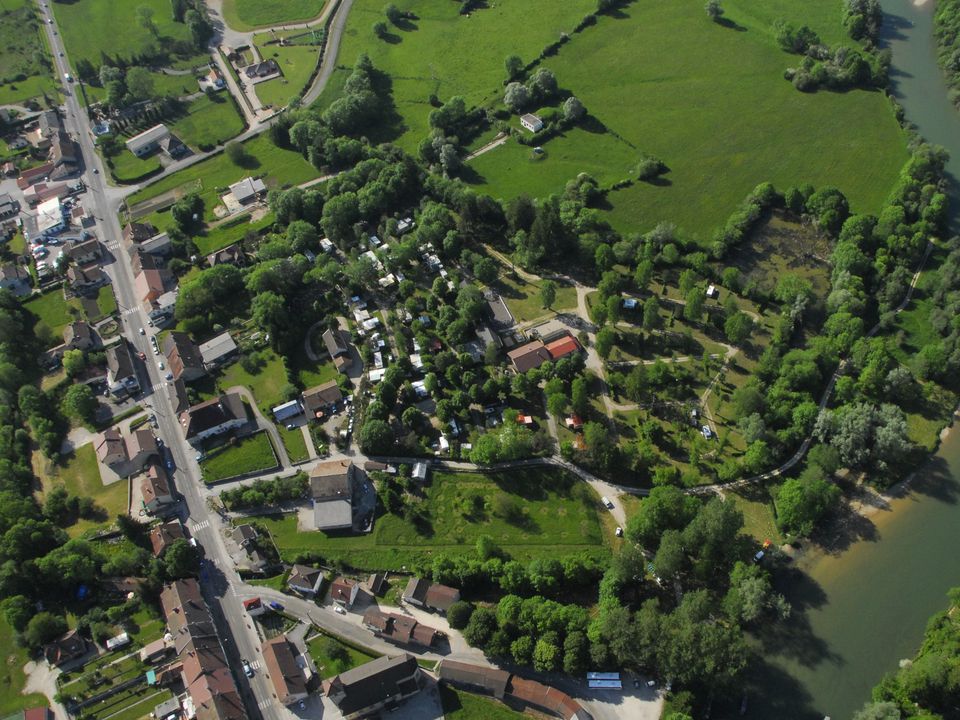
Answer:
[{"xmin": 36, "ymin": 5, "xmax": 284, "ymax": 720}]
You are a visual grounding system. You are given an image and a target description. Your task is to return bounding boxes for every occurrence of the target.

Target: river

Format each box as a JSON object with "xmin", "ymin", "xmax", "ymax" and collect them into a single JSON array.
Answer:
[{"xmin": 744, "ymin": 2, "xmax": 960, "ymax": 718}]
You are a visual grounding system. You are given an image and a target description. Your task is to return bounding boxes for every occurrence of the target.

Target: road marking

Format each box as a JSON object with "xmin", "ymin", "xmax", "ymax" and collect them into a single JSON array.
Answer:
[
  {"xmin": 257, "ymin": 699, "xmax": 272, "ymax": 711},
  {"xmin": 250, "ymin": 660, "xmax": 262, "ymax": 670},
  {"xmin": 151, "ymin": 383, "xmax": 168, "ymax": 393},
  {"xmin": 121, "ymin": 307, "xmax": 141, "ymax": 317},
  {"xmin": 191, "ymin": 519, "xmax": 209, "ymax": 531}
]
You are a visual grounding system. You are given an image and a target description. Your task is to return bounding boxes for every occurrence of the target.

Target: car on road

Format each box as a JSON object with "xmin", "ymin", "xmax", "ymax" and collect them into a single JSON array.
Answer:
[
  {"xmin": 165, "ymin": 372, "xmax": 173, "ymax": 381},
  {"xmin": 138, "ymin": 351, "xmax": 146, "ymax": 360},
  {"xmin": 298, "ymin": 701, "xmax": 305, "ymax": 711},
  {"xmin": 242, "ymin": 660, "xmax": 253, "ymax": 677},
  {"xmin": 166, "ymin": 459, "xmax": 174, "ymax": 470},
  {"xmin": 138, "ymin": 328, "xmax": 145, "ymax": 335},
  {"xmin": 158, "ymin": 361, "xmax": 164, "ymax": 370},
  {"xmin": 149, "ymin": 415, "xmax": 158, "ymax": 428},
  {"xmin": 92, "ymin": 168, "xmax": 98, "ymax": 174},
  {"xmin": 268, "ymin": 601, "xmax": 284, "ymax": 612},
  {"xmin": 334, "ymin": 606, "xmax": 346, "ymax": 615}
]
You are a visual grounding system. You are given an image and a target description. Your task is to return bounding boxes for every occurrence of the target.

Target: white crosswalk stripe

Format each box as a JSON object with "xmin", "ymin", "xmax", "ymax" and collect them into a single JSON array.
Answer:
[
  {"xmin": 257, "ymin": 700, "xmax": 271, "ymax": 711},
  {"xmin": 121, "ymin": 307, "xmax": 140, "ymax": 316},
  {"xmin": 250, "ymin": 660, "xmax": 262, "ymax": 670},
  {"xmin": 151, "ymin": 383, "xmax": 167, "ymax": 393},
  {"xmin": 191, "ymin": 519, "xmax": 209, "ymax": 531}
]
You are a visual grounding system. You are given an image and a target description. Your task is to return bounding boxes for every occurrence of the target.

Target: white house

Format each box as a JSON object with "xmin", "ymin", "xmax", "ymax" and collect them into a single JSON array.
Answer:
[{"xmin": 520, "ymin": 113, "xmax": 543, "ymax": 133}]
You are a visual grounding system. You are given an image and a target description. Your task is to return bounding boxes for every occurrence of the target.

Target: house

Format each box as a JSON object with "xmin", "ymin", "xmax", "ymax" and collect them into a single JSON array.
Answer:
[
  {"xmin": 134, "ymin": 267, "xmax": 170, "ymax": 303},
  {"xmin": 16, "ymin": 162, "xmax": 54, "ymax": 191},
  {"xmin": 43, "ymin": 629, "xmax": 87, "ymax": 666},
  {"xmin": 38, "ymin": 110, "xmax": 62, "ymax": 141},
  {"xmin": 0, "ymin": 263, "xmax": 29, "ymax": 293},
  {"xmin": 123, "ymin": 222, "xmax": 157, "ymax": 244},
  {"xmin": 565, "ymin": 415, "xmax": 584, "ymax": 431},
  {"xmin": 520, "ymin": 113, "xmax": 544, "ymax": 133},
  {"xmin": 310, "ymin": 460, "xmax": 355, "ymax": 531},
  {"xmin": 322, "ymin": 328, "xmax": 353, "ymax": 373},
  {"xmin": 66, "ymin": 265, "xmax": 107, "ymax": 292},
  {"xmin": 2, "ymin": 161, "xmax": 15, "ymax": 176},
  {"xmin": 329, "ymin": 577, "xmax": 359, "ymax": 608},
  {"xmin": 287, "ymin": 564, "xmax": 323, "ymax": 596},
  {"xmin": 198, "ymin": 67, "xmax": 225, "ymax": 91},
  {"xmin": 34, "ymin": 197, "xmax": 65, "ymax": 237},
  {"xmin": 401, "ymin": 578, "xmax": 460, "ymax": 613},
  {"xmin": 63, "ymin": 320, "xmax": 96, "ymax": 351},
  {"xmin": 106, "ymin": 340, "xmax": 140, "ymax": 396},
  {"xmin": 70, "ymin": 203, "xmax": 95, "ymax": 228},
  {"xmin": 167, "ymin": 378, "xmax": 190, "ymax": 415},
  {"xmin": 412, "ymin": 462, "xmax": 428, "ymax": 482},
  {"xmin": 150, "ymin": 520, "xmax": 187, "ymax": 557},
  {"xmin": 507, "ymin": 340, "xmax": 553, "ymax": 373},
  {"xmin": 438, "ymin": 660, "xmax": 510, "ymax": 699},
  {"xmin": 141, "ymin": 464, "xmax": 174, "ymax": 514},
  {"xmin": 706, "ymin": 284, "xmax": 718, "ymax": 299},
  {"xmin": 126, "ymin": 124, "xmax": 182, "ymax": 158},
  {"xmin": 206, "ymin": 243, "xmax": 243, "ymax": 267},
  {"xmin": 140, "ymin": 637, "xmax": 173, "ymax": 664},
  {"xmin": 545, "ymin": 334, "xmax": 581, "ymax": 361},
  {"xmin": 506, "ymin": 675, "xmax": 593, "ymax": 720},
  {"xmin": 324, "ymin": 654, "xmax": 424, "ymax": 720},
  {"xmin": 272, "ymin": 399, "xmax": 302, "ymax": 424},
  {"xmin": 22, "ymin": 180, "xmax": 67, "ymax": 207},
  {"xmin": 302, "ymin": 380, "xmax": 342, "ymax": 419},
  {"xmin": 396, "ymin": 217, "xmax": 414, "ymax": 235},
  {"xmin": 262, "ymin": 636, "xmax": 308, "ymax": 706},
  {"xmin": 198, "ymin": 332, "xmax": 238, "ymax": 370},
  {"xmin": 231, "ymin": 524, "xmax": 258, "ymax": 549},
  {"xmin": 242, "ymin": 59, "xmax": 281, "ymax": 82},
  {"xmin": 0, "ymin": 193, "xmax": 18, "ymax": 218},
  {"xmin": 179, "ymin": 394, "xmax": 247, "ymax": 446},
  {"xmin": 95, "ymin": 429, "xmax": 127, "ymax": 467},
  {"xmin": 49, "ymin": 135, "xmax": 79, "ymax": 175},
  {"xmin": 125, "ymin": 428, "xmax": 159, "ymax": 468},
  {"xmin": 242, "ymin": 597, "xmax": 265, "ymax": 617},
  {"xmin": 66, "ymin": 237, "xmax": 102, "ymax": 265},
  {"xmin": 164, "ymin": 332, "xmax": 207, "ymax": 383},
  {"xmin": 138, "ymin": 232, "xmax": 172, "ymax": 256},
  {"xmin": 362, "ymin": 608, "xmax": 440, "ymax": 650},
  {"xmin": 227, "ymin": 177, "xmax": 266, "ymax": 205},
  {"xmin": 366, "ymin": 572, "xmax": 387, "ymax": 596},
  {"xmin": 148, "ymin": 289, "xmax": 178, "ymax": 324}
]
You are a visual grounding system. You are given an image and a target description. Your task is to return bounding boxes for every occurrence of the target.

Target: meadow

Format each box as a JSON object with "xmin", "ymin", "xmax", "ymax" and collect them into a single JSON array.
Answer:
[
  {"xmin": 440, "ymin": 686, "xmax": 527, "ymax": 720},
  {"xmin": 252, "ymin": 467, "xmax": 609, "ymax": 570},
  {"xmin": 24, "ymin": 289, "xmax": 82, "ymax": 346},
  {"xmin": 0, "ymin": 0, "xmax": 56, "ymax": 105},
  {"xmin": 222, "ymin": 0, "xmax": 327, "ymax": 31},
  {"xmin": 200, "ymin": 431, "xmax": 279, "ymax": 482},
  {"xmin": 253, "ymin": 34, "xmax": 321, "ymax": 109},
  {"xmin": 169, "ymin": 91, "xmax": 245, "ymax": 150},
  {"xmin": 317, "ymin": 0, "xmax": 596, "ymax": 152}
]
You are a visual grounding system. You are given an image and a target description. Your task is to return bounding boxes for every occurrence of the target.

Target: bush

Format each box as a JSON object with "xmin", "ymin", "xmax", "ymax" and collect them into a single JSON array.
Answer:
[{"xmin": 447, "ymin": 601, "xmax": 474, "ymax": 629}]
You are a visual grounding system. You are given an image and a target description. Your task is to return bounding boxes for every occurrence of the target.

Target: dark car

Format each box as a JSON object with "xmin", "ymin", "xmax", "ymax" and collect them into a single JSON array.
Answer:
[{"xmin": 269, "ymin": 601, "xmax": 284, "ymax": 612}]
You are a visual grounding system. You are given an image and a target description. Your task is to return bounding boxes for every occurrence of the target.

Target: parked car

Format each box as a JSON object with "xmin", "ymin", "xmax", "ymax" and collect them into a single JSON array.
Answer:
[
  {"xmin": 601, "ymin": 496, "xmax": 614, "ymax": 509},
  {"xmin": 334, "ymin": 606, "xmax": 346, "ymax": 615},
  {"xmin": 615, "ymin": 526, "xmax": 623, "ymax": 537},
  {"xmin": 701, "ymin": 425, "xmax": 713, "ymax": 440},
  {"xmin": 138, "ymin": 351, "xmax": 146, "ymax": 360},
  {"xmin": 269, "ymin": 601, "xmax": 284, "ymax": 611},
  {"xmin": 242, "ymin": 660, "xmax": 253, "ymax": 677}
]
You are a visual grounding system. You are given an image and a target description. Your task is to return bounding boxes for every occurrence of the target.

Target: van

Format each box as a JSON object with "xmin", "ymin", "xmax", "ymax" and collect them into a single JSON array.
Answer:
[{"xmin": 601, "ymin": 496, "xmax": 614, "ymax": 509}]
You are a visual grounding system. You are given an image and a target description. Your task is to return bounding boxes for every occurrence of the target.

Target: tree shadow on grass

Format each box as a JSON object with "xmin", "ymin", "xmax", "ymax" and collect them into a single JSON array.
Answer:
[
  {"xmin": 381, "ymin": 32, "xmax": 402, "ymax": 45},
  {"xmin": 457, "ymin": 164, "xmax": 486, "ymax": 185},
  {"xmin": 393, "ymin": 17, "xmax": 419, "ymax": 32},
  {"xmin": 716, "ymin": 17, "xmax": 747, "ymax": 32},
  {"xmin": 580, "ymin": 114, "xmax": 608, "ymax": 135}
]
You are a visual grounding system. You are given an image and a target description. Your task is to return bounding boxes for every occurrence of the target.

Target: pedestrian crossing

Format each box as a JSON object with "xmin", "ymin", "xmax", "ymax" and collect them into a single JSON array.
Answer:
[
  {"xmin": 151, "ymin": 383, "xmax": 168, "ymax": 393},
  {"xmin": 121, "ymin": 306, "xmax": 141, "ymax": 317},
  {"xmin": 257, "ymin": 699, "xmax": 271, "ymax": 711},
  {"xmin": 191, "ymin": 519, "xmax": 210, "ymax": 531},
  {"xmin": 248, "ymin": 659, "xmax": 262, "ymax": 671}
]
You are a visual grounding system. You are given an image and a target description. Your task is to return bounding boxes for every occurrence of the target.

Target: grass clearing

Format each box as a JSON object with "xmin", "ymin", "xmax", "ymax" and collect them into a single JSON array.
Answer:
[
  {"xmin": 109, "ymin": 150, "xmax": 162, "ymax": 183},
  {"xmin": 0, "ymin": 614, "xmax": 46, "ymax": 715},
  {"xmin": 222, "ymin": 0, "xmax": 327, "ymax": 31},
  {"xmin": 0, "ymin": 0, "xmax": 57, "ymax": 106},
  {"xmin": 126, "ymin": 134, "xmax": 315, "ymax": 222},
  {"xmin": 257, "ymin": 467, "xmax": 608, "ymax": 570},
  {"xmin": 216, "ymin": 348, "xmax": 288, "ymax": 413},
  {"xmin": 169, "ymin": 91, "xmax": 245, "ymax": 150},
  {"xmin": 278, "ymin": 424, "xmax": 310, "ymax": 463},
  {"xmin": 307, "ymin": 632, "xmax": 378, "ymax": 678},
  {"xmin": 253, "ymin": 35, "xmax": 320, "ymax": 109},
  {"xmin": 289, "ymin": 345, "xmax": 338, "ymax": 388},
  {"xmin": 439, "ymin": 685, "xmax": 527, "ymax": 720},
  {"xmin": 52, "ymin": 0, "xmax": 193, "ymax": 67},
  {"xmin": 490, "ymin": 270, "xmax": 577, "ymax": 324},
  {"xmin": 24, "ymin": 289, "xmax": 81, "ymax": 347},
  {"xmin": 200, "ymin": 432, "xmax": 279, "ymax": 482},
  {"xmin": 94, "ymin": 285, "xmax": 118, "ymax": 319},
  {"xmin": 727, "ymin": 487, "xmax": 782, "ymax": 545},
  {"xmin": 322, "ymin": 0, "xmax": 596, "ymax": 152},
  {"xmin": 33, "ymin": 444, "xmax": 127, "ymax": 538}
]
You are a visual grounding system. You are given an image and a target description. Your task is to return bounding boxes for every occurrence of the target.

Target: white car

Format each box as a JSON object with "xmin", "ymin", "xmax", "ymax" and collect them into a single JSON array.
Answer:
[{"xmin": 334, "ymin": 606, "xmax": 346, "ymax": 615}]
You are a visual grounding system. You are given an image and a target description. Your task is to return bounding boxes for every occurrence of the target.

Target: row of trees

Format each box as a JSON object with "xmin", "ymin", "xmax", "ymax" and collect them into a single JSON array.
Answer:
[{"xmin": 934, "ymin": 0, "xmax": 960, "ymax": 109}]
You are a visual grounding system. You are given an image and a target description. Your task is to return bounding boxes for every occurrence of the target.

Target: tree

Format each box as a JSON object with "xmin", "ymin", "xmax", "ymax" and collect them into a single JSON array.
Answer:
[
  {"xmin": 164, "ymin": 538, "xmax": 200, "ymax": 578},
  {"xmin": 504, "ymin": 55, "xmax": 524, "ymax": 82},
  {"xmin": 852, "ymin": 703, "xmax": 901, "ymax": 720},
  {"xmin": 705, "ymin": 0, "xmax": 724, "ymax": 21},
  {"xmin": 724, "ymin": 311, "xmax": 753, "ymax": 345},
  {"xmin": 62, "ymin": 384, "xmax": 97, "ymax": 423},
  {"xmin": 125, "ymin": 67, "xmax": 154, "ymax": 102},
  {"xmin": 62, "ymin": 349, "xmax": 86, "ymax": 377},
  {"xmin": 24, "ymin": 612, "xmax": 67, "ymax": 648},
  {"xmin": 642, "ymin": 296, "xmax": 661, "ymax": 331},
  {"xmin": 547, "ymin": 393, "xmax": 568, "ymax": 417},
  {"xmin": 503, "ymin": 82, "xmax": 530, "ymax": 112},
  {"xmin": 447, "ymin": 601, "xmax": 474, "ymax": 630},
  {"xmin": 571, "ymin": 377, "xmax": 589, "ymax": 416},
  {"xmin": 373, "ymin": 20, "xmax": 388, "ymax": 38},
  {"xmin": 2, "ymin": 595, "xmax": 33, "ymax": 632},
  {"xmin": 171, "ymin": 0, "xmax": 188, "ymax": 22},
  {"xmin": 463, "ymin": 607, "xmax": 498, "ymax": 648},
  {"xmin": 359, "ymin": 419, "xmax": 394, "ymax": 455},
  {"xmin": 595, "ymin": 327, "xmax": 616, "ymax": 359},
  {"xmin": 533, "ymin": 637, "xmax": 561, "ymax": 672},
  {"xmin": 137, "ymin": 5, "xmax": 159, "ymax": 37},
  {"xmin": 528, "ymin": 68, "xmax": 558, "ymax": 101},
  {"xmin": 626, "ymin": 485, "xmax": 700, "ymax": 550},
  {"xmin": 563, "ymin": 631, "xmax": 590, "ymax": 674},
  {"xmin": 185, "ymin": 8, "xmax": 213, "ymax": 50},
  {"xmin": 683, "ymin": 287, "xmax": 705, "ymax": 323},
  {"xmin": 225, "ymin": 141, "xmax": 248, "ymax": 166},
  {"xmin": 562, "ymin": 96, "xmax": 586, "ymax": 122},
  {"xmin": 775, "ymin": 476, "xmax": 840, "ymax": 536},
  {"xmin": 539, "ymin": 279, "xmax": 557, "ymax": 309},
  {"xmin": 384, "ymin": 3, "xmax": 403, "ymax": 25}
]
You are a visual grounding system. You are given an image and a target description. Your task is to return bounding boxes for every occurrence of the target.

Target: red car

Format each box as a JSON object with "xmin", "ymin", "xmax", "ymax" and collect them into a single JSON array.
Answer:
[{"xmin": 138, "ymin": 351, "xmax": 146, "ymax": 360}]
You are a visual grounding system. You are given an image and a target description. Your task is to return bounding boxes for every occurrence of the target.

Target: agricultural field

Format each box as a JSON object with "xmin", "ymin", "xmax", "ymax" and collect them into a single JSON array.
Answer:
[
  {"xmin": 222, "ymin": 0, "xmax": 327, "ymax": 31},
  {"xmin": 200, "ymin": 432, "xmax": 279, "ymax": 482},
  {"xmin": 126, "ymin": 134, "xmax": 315, "ymax": 223},
  {"xmin": 253, "ymin": 33, "xmax": 321, "ymax": 109},
  {"xmin": 253, "ymin": 468, "xmax": 609, "ymax": 570},
  {"xmin": 52, "ymin": 0, "xmax": 195, "ymax": 67},
  {"xmin": 318, "ymin": 0, "xmax": 597, "ymax": 151},
  {"xmin": 169, "ymin": 91, "xmax": 245, "ymax": 150},
  {"xmin": 33, "ymin": 445, "xmax": 127, "ymax": 538},
  {"xmin": 0, "ymin": 0, "xmax": 56, "ymax": 106}
]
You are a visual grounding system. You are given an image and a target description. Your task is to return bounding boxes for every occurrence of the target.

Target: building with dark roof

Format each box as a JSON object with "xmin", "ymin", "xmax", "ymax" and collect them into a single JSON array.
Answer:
[
  {"xmin": 178, "ymin": 393, "xmax": 246, "ymax": 446},
  {"xmin": 43, "ymin": 629, "xmax": 87, "ymax": 666},
  {"xmin": 322, "ymin": 329, "xmax": 353, "ymax": 373},
  {"xmin": 302, "ymin": 380, "xmax": 343, "ymax": 419},
  {"xmin": 123, "ymin": 222, "xmax": 157, "ymax": 244},
  {"xmin": 323, "ymin": 654, "xmax": 423, "ymax": 720},
  {"xmin": 437, "ymin": 659, "xmax": 510, "ymax": 699},
  {"xmin": 401, "ymin": 577, "xmax": 460, "ymax": 613},
  {"xmin": 106, "ymin": 339, "xmax": 140, "ymax": 396},
  {"xmin": 150, "ymin": 520, "xmax": 187, "ymax": 557},
  {"xmin": 164, "ymin": 332, "xmax": 206, "ymax": 382},
  {"xmin": 287, "ymin": 564, "xmax": 323, "ymax": 596},
  {"xmin": 309, "ymin": 460, "xmax": 355, "ymax": 531},
  {"xmin": 362, "ymin": 608, "xmax": 440, "ymax": 650},
  {"xmin": 142, "ymin": 464, "xmax": 174, "ymax": 514},
  {"xmin": 262, "ymin": 636, "xmax": 308, "ymax": 706}
]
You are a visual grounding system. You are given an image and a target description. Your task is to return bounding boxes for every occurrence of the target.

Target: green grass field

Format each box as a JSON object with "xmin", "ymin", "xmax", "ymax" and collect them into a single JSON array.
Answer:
[
  {"xmin": 277, "ymin": 424, "xmax": 310, "ymax": 463},
  {"xmin": 169, "ymin": 91, "xmax": 245, "ymax": 150},
  {"xmin": 216, "ymin": 348, "xmax": 288, "ymax": 413},
  {"xmin": 490, "ymin": 268, "xmax": 577, "ymax": 324},
  {"xmin": 200, "ymin": 432, "xmax": 279, "ymax": 482},
  {"xmin": 222, "ymin": 0, "xmax": 327, "ymax": 31},
  {"xmin": 52, "ymin": 0, "xmax": 194, "ymax": 67},
  {"xmin": 320, "ymin": 0, "xmax": 596, "ymax": 151},
  {"xmin": 0, "ymin": 0, "xmax": 57, "ymax": 106},
  {"xmin": 253, "ymin": 37, "xmax": 320, "ymax": 109},
  {"xmin": 34, "ymin": 444, "xmax": 127, "ymax": 538},
  {"xmin": 0, "ymin": 615, "xmax": 46, "ymax": 715},
  {"xmin": 439, "ymin": 686, "xmax": 527, "ymax": 720},
  {"xmin": 256, "ymin": 467, "xmax": 608, "ymax": 570},
  {"xmin": 24, "ymin": 290, "xmax": 82, "ymax": 347},
  {"xmin": 126, "ymin": 134, "xmax": 315, "ymax": 222},
  {"xmin": 306, "ymin": 632, "xmax": 378, "ymax": 679},
  {"xmin": 110, "ymin": 150, "xmax": 162, "ymax": 183}
]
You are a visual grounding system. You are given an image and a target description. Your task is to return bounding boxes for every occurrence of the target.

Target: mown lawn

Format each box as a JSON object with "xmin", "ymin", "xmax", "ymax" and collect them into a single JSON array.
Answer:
[
  {"xmin": 306, "ymin": 632, "xmax": 378, "ymax": 679},
  {"xmin": 0, "ymin": 614, "xmax": 46, "ymax": 715},
  {"xmin": 222, "ymin": 0, "xmax": 327, "ymax": 31},
  {"xmin": 34, "ymin": 444, "xmax": 128, "ymax": 538},
  {"xmin": 727, "ymin": 487, "xmax": 782, "ymax": 545},
  {"xmin": 289, "ymin": 344, "xmax": 338, "ymax": 389},
  {"xmin": 169, "ymin": 91, "xmax": 245, "ymax": 150},
  {"xmin": 216, "ymin": 348, "xmax": 288, "ymax": 413},
  {"xmin": 95, "ymin": 285, "xmax": 118, "ymax": 319},
  {"xmin": 126, "ymin": 134, "xmax": 315, "ymax": 222},
  {"xmin": 110, "ymin": 150, "xmax": 162, "ymax": 183},
  {"xmin": 257, "ymin": 468, "xmax": 608, "ymax": 570},
  {"xmin": 52, "ymin": 0, "xmax": 194, "ymax": 67},
  {"xmin": 200, "ymin": 432, "xmax": 278, "ymax": 482},
  {"xmin": 193, "ymin": 211, "xmax": 274, "ymax": 255},
  {"xmin": 490, "ymin": 268, "xmax": 577, "ymax": 324},
  {"xmin": 277, "ymin": 424, "xmax": 310, "ymax": 463},
  {"xmin": 320, "ymin": 0, "xmax": 596, "ymax": 151},
  {"xmin": 253, "ymin": 35, "xmax": 320, "ymax": 109},
  {"xmin": 439, "ymin": 686, "xmax": 527, "ymax": 720},
  {"xmin": 24, "ymin": 289, "xmax": 81, "ymax": 346}
]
